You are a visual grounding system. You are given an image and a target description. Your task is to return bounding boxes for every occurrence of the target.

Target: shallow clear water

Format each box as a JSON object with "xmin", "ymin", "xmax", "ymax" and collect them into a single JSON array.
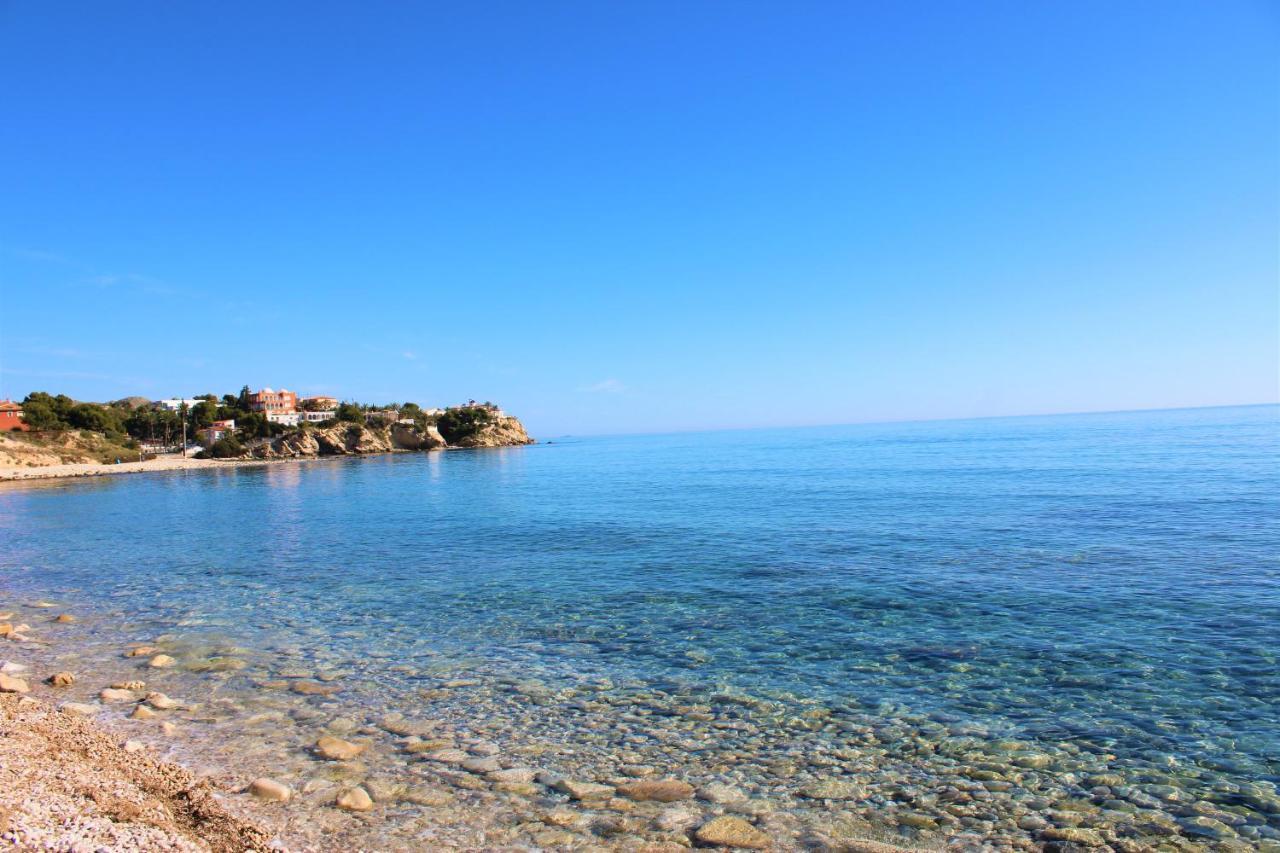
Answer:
[{"xmin": 2, "ymin": 404, "xmax": 1278, "ymax": 848}]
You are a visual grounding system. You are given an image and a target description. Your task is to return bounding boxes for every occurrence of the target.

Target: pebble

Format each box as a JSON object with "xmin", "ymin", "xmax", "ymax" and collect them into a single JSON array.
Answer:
[
  {"xmin": 46, "ymin": 672, "xmax": 75, "ymax": 687},
  {"xmin": 799, "ymin": 779, "xmax": 866, "ymax": 800},
  {"xmin": 1041, "ymin": 827, "xmax": 1106, "ymax": 845},
  {"xmin": 125, "ymin": 646, "xmax": 160, "ymax": 658},
  {"xmin": 54, "ymin": 614, "xmax": 76, "ymax": 623},
  {"xmin": 60, "ymin": 702, "xmax": 99, "ymax": 716},
  {"xmin": 148, "ymin": 654, "xmax": 176, "ymax": 668},
  {"xmin": 292, "ymin": 681, "xmax": 341, "ymax": 696},
  {"xmin": 654, "ymin": 807, "xmax": 702, "ymax": 832},
  {"xmin": 542, "ymin": 808, "xmax": 580, "ymax": 828},
  {"xmin": 249, "ymin": 778, "xmax": 293, "ymax": 803},
  {"xmin": 488, "ymin": 767, "xmax": 538, "ymax": 784},
  {"xmin": 122, "ymin": 740, "xmax": 146, "ymax": 753},
  {"xmin": 617, "ymin": 778, "xmax": 696, "ymax": 802},
  {"xmin": 336, "ymin": 786, "xmax": 374, "ymax": 811},
  {"xmin": 402, "ymin": 786, "xmax": 452, "ymax": 806},
  {"xmin": 315, "ymin": 735, "xmax": 366, "ymax": 761},
  {"xmin": 0, "ymin": 673, "xmax": 30, "ymax": 693},
  {"xmin": 131, "ymin": 705, "xmax": 158, "ymax": 720},
  {"xmin": 552, "ymin": 778, "xmax": 616, "ymax": 800},
  {"xmin": 421, "ymin": 748, "xmax": 469, "ymax": 764},
  {"xmin": 695, "ymin": 815, "xmax": 771, "ymax": 849},
  {"xmin": 99, "ymin": 688, "xmax": 137, "ymax": 703},
  {"xmin": 145, "ymin": 692, "xmax": 180, "ymax": 710},
  {"xmin": 0, "ymin": 660, "xmax": 27, "ymax": 674},
  {"xmin": 699, "ymin": 782, "xmax": 748, "ymax": 804},
  {"xmin": 111, "ymin": 680, "xmax": 146, "ymax": 690}
]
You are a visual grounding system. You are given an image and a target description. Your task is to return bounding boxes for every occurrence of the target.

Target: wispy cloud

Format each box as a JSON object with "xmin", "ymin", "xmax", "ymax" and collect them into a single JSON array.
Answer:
[
  {"xmin": 84, "ymin": 272, "xmax": 177, "ymax": 296},
  {"xmin": 402, "ymin": 351, "xmax": 417, "ymax": 360},
  {"xmin": 580, "ymin": 378, "xmax": 626, "ymax": 394}
]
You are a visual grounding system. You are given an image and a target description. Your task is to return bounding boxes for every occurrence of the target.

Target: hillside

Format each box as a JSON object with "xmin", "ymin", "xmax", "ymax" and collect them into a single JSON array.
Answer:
[{"xmin": 0, "ymin": 430, "xmax": 142, "ymax": 468}]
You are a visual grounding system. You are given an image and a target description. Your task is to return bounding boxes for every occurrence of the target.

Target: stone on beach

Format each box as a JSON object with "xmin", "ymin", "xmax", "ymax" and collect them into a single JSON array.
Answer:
[
  {"xmin": 336, "ymin": 786, "xmax": 374, "ymax": 811},
  {"xmin": 316, "ymin": 735, "xmax": 366, "ymax": 761},
  {"xmin": 60, "ymin": 702, "xmax": 99, "ymax": 716},
  {"xmin": 54, "ymin": 614, "xmax": 76, "ymax": 623},
  {"xmin": 145, "ymin": 692, "xmax": 180, "ymax": 710},
  {"xmin": 0, "ymin": 673, "xmax": 30, "ymax": 693},
  {"xmin": 126, "ymin": 646, "xmax": 160, "ymax": 658},
  {"xmin": 131, "ymin": 705, "xmax": 157, "ymax": 720},
  {"xmin": 148, "ymin": 654, "xmax": 177, "ymax": 668},
  {"xmin": 46, "ymin": 672, "xmax": 75, "ymax": 687},
  {"xmin": 461, "ymin": 756, "xmax": 501, "ymax": 773},
  {"xmin": 99, "ymin": 688, "xmax": 137, "ymax": 703},
  {"xmin": 617, "ymin": 778, "xmax": 696, "ymax": 802},
  {"xmin": 292, "ymin": 680, "xmax": 341, "ymax": 696},
  {"xmin": 488, "ymin": 767, "xmax": 538, "ymax": 784},
  {"xmin": 249, "ymin": 777, "xmax": 293, "ymax": 802},
  {"xmin": 552, "ymin": 778, "xmax": 616, "ymax": 800},
  {"xmin": 0, "ymin": 660, "xmax": 27, "ymax": 674},
  {"xmin": 699, "ymin": 782, "xmax": 748, "ymax": 804},
  {"xmin": 123, "ymin": 739, "xmax": 146, "ymax": 753},
  {"xmin": 695, "ymin": 815, "xmax": 771, "ymax": 849},
  {"xmin": 111, "ymin": 680, "xmax": 145, "ymax": 690},
  {"xmin": 421, "ymin": 747, "xmax": 469, "ymax": 764},
  {"xmin": 799, "ymin": 779, "xmax": 866, "ymax": 800}
]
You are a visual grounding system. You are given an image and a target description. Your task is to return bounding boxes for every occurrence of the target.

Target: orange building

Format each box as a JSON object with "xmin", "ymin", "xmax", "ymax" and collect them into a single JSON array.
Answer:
[
  {"xmin": 0, "ymin": 400, "xmax": 28, "ymax": 432},
  {"xmin": 247, "ymin": 388, "xmax": 298, "ymax": 414}
]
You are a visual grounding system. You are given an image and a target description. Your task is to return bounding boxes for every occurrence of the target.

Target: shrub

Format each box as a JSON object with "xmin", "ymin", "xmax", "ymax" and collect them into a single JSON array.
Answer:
[{"xmin": 206, "ymin": 435, "xmax": 244, "ymax": 458}]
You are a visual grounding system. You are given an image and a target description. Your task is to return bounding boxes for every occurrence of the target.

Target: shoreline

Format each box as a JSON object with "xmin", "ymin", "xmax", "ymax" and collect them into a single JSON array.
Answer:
[
  {"xmin": 0, "ymin": 445, "xmax": 523, "ymax": 484},
  {"xmin": 0, "ymin": 596, "xmax": 928, "ymax": 853}
]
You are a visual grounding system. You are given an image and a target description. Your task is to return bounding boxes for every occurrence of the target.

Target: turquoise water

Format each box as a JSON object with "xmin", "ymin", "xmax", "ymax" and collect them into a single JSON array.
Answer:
[{"xmin": 2, "ymin": 404, "xmax": 1278, "ymax": 847}]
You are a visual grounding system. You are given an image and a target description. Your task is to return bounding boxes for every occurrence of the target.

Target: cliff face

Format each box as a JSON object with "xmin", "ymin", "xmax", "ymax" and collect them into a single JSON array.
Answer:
[
  {"xmin": 448, "ymin": 415, "xmax": 534, "ymax": 448},
  {"xmin": 245, "ymin": 418, "xmax": 521, "ymax": 460}
]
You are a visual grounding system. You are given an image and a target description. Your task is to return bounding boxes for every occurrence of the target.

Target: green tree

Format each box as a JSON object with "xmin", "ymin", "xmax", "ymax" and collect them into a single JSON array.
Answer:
[
  {"xmin": 336, "ymin": 402, "xmax": 364, "ymax": 423},
  {"xmin": 191, "ymin": 400, "xmax": 219, "ymax": 428},
  {"xmin": 19, "ymin": 399, "xmax": 61, "ymax": 430}
]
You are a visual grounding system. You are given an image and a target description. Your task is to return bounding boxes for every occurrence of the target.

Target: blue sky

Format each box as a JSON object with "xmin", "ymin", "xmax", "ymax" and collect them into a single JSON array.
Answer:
[{"xmin": 1, "ymin": 2, "xmax": 1276, "ymax": 436}]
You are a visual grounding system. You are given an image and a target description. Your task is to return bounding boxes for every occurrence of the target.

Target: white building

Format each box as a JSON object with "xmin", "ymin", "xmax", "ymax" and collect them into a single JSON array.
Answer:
[
  {"xmin": 157, "ymin": 398, "xmax": 203, "ymax": 412},
  {"xmin": 302, "ymin": 410, "xmax": 336, "ymax": 423},
  {"xmin": 267, "ymin": 411, "xmax": 301, "ymax": 427}
]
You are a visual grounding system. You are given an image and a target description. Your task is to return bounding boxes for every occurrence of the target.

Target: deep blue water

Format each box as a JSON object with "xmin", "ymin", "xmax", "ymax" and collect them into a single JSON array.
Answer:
[{"xmin": 2, "ymin": 404, "xmax": 1277, "ymax": 782}]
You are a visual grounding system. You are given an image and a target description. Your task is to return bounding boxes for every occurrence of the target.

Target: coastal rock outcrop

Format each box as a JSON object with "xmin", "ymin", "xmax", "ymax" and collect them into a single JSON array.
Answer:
[
  {"xmin": 243, "ymin": 413, "xmax": 528, "ymax": 460},
  {"xmin": 390, "ymin": 422, "xmax": 447, "ymax": 451},
  {"xmin": 444, "ymin": 414, "xmax": 533, "ymax": 448}
]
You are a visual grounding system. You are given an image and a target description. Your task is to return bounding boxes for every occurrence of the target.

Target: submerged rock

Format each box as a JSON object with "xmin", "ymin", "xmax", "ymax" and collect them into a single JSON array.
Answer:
[
  {"xmin": 249, "ymin": 778, "xmax": 292, "ymax": 803},
  {"xmin": 336, "ymin": 786, "xmax": 374, "ymax": 811},
  {"xmin": 695, "ymin": 815, "xmax": 771, "ymax": 849},
  {"xmin": 617, "ymin": 779, "xmax": 695, "ymax": 802},
  {"xmin": 316, "ymin": 735, "xmax": 366, "ymax": 761}
]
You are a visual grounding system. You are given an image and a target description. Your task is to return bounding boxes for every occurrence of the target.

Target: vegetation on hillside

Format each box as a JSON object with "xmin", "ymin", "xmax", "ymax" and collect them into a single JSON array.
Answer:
[
  {"xmin": 435, "ymin": 405, "xmax": 496, "ymax": 444},
  {"xmin": 13, "ymin": 389, "xmax": 513, "ymax": 458}
]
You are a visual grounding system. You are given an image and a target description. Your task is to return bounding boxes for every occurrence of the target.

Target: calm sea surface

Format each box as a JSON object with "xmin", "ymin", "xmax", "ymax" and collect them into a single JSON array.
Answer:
[{"xmin": 1, "ymin": 404, "xmax": 1277, "ymax": 848}]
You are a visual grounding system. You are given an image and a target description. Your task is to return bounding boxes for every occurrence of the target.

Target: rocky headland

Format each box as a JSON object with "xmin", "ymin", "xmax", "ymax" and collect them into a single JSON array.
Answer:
[{"xmin": 243, "ymin": 412, "xmax": 533, "ymax": 460}]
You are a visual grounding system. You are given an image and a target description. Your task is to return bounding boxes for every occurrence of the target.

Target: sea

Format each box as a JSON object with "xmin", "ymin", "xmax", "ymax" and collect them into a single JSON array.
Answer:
[{"xmin": 1, "ymin": 404, "xmax": 1276, "ymax": 850}]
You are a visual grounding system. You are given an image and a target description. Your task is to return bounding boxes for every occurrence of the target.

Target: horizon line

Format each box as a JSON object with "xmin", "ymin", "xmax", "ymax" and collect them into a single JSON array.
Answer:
[{"xmin": 556, "ymin": 400, "xmax": 1279, "ymax": 440}]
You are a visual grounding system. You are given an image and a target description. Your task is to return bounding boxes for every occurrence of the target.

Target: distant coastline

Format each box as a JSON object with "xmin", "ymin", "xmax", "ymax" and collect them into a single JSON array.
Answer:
[{"xmin": 0, "ymin": 390, "xmax": 534, "ymax": 483}]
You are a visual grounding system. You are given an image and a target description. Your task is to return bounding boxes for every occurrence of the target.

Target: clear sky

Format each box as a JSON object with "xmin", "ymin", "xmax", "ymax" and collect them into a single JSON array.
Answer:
[{"xmin": 1, "ymin": 2, "xmax": 1276, "ymax": 436}]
